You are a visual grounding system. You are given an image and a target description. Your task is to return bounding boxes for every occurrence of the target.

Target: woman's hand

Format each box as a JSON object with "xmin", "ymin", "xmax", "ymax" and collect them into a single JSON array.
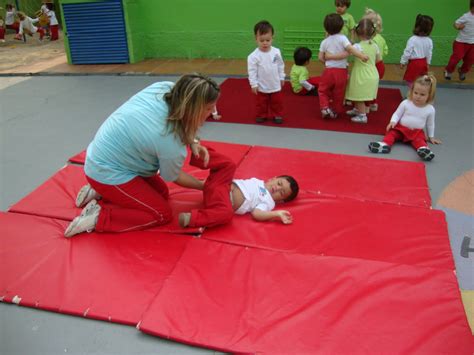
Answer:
[{"xmin": 190, "ymin": 142, "xmax": 209, "ymax": 167}]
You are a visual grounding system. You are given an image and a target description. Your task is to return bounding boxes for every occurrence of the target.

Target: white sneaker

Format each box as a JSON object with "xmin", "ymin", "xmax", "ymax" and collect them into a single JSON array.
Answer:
[
  {"xmin": 64, "ymin": 200, "xmax": 101, "ymax": 237},
  {"xmin": 369, "ymin": 103, "xmax": 378, "ymax": 112},
  {"xmin": 351, "ymin": 114, "xmax": 368, "ymax": 123},
  {"xmin": 346, "ymin": 108, "xmax": 359, "ymax": 116},
  {"xmin": 75, "ymin": 184, "xmax": 101, "ymax": 208}
]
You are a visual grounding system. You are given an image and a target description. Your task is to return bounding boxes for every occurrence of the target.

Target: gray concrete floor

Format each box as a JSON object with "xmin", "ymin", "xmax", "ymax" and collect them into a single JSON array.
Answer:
[{"xmin": 1, "ymin": 76, "xmax": 473, "ymax": 354}]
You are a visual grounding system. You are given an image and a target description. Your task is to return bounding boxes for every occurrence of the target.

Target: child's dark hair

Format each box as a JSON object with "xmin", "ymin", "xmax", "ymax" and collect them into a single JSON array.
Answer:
[
  {"xmin": 6, "ymin": 3, "xmax": 13, "ymax": 10},
  {"xmin": 293, "ymin": 47, "xmax": 312, "ymax": 66},
  {"xmin": 335, "ymin": 0, "xmax": 351, "ymax": 8},
  {"xmin": 355, "ymin": 18, "xmax": 377, "ymax": 39},
  {"xmin": 254, "ymin": 20, "xmax": 274, "ymax": 36},
  {"xmin": 324, "ymin": 14, "xmax": 344, "ymax": 35},
  {"xmin": 278, "ymin": 175, "xmax": 299, "ymax": 202},
  {"xmin": 413, "ymin": 14, "xmax": 434, "ymax": 36},
  {"xmin": 46, "ymin": 3, "xmax": 54, "ymax": 10},
  {"xmin": 471, "ymin": 0, "xmax": 474, "ymax": 9}
]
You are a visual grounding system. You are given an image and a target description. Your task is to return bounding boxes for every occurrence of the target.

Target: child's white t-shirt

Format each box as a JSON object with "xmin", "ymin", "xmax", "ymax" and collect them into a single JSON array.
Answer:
[
  {"xmin": 455, "ymin": 12, "xmax": 474, "ymax": 44},
  {"xmin": 6, "ymin": 10, "xmax": 16, "ymax": 25},
  {"xmin": 390, "ymin": 99, "xmax": 436, "ymax": 137},
  {"xmin": 400, "ymin": 36, "xmax": 433, "ymax": 64},
  {"xmin": 233, "ymin": 178, "xmax": 275, "ymax": 215},
  {"xmin": 46, "ymin": 10, "xmax": 58, "ymax": 26},
  {"xmin": 247, "ymin": 46, "xmax": 285, "ymax": 93},
  {"xmin": 319, "ymin": 34, "xmax": 351, "ymax": 68}
]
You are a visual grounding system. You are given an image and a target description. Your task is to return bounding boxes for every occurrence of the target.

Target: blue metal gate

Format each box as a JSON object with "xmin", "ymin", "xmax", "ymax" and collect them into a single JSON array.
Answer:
[{"xmin": 62, "ymin": 0, "xmax": 129, "ymax": 64}]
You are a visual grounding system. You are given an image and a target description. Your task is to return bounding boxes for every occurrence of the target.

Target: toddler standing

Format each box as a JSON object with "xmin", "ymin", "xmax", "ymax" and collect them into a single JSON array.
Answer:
[
  {"xmin": 400, "ymin": 14, "xmax": 434, "ymax": 88},
  {"xmin": 345, "ymin": 18, "xmax": 381, "ymax": 124},
  {"xmin": 290, "ymin": 47, "xmax": 320, "ymax": 95},
  {"xmin": 444, "ymin": 0, "xmax": 474, "ymax": 81},
  {"xmin": 318, "ymin": 13, "xmax": 368, "ymax": 119},
  {"xmin": 362, "ymin": 8, "xmax": 388, "ymax": 112},
  {"xmin": 335, "ymin": 0, "xmax": 355, "ymax": 42},
  {"xmin": 369, "ymin": 74, "xmax": 441, "ymax": 161},
  {"xmin": 248, "ymin": 20, "xmax": 286, "ymax": 124}
]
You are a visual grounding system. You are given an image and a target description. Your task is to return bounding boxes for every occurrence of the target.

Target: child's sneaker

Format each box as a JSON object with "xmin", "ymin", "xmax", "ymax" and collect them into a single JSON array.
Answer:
[
  {"xmin": 273, "ymin": 116, "xmax": 283, "ymax": 124},
  {"xmin": 417, "ymin": 147, "xmax": 435, "ymax": 161},
  {"xmin": 178, "ymin": 212, "xmax": 191, "ymax": 228},
  {"xmin": 351, "ymin": 114, "xmax": 368, "ymax": 123},
  {"xmin": 369, "ymin": 103, "xmax": 378, "ymax": 112},
  {"xmin": 444, "ymin": 70, "xmax": 452, "ymax": 80},
  {"xmin": 458, "ymin": 70, "xmax": 466, "ymax": 81},
  {"xmin": 76, "ymin": 184, "xmax": 101, "ymax": 208},
  {"xmin": 368, "ymin": 141, "xmax": 391, "ymax": 154},
  {"xmin": 346, "ymin": 108, "xmax": 359, "ymax": 116},
  {"xmin": 64, "ymin": 200, "xmax": 101, "ymax": 237},
  {"xmin": 321, "ymin": 108, "xmax": 337, "ymax": 119}
]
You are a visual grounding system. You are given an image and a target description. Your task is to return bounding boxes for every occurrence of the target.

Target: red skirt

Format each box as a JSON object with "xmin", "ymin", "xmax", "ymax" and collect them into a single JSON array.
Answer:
[{"xmin": 403, "ymin": 58, "xmax": 428, "ymax": 82}]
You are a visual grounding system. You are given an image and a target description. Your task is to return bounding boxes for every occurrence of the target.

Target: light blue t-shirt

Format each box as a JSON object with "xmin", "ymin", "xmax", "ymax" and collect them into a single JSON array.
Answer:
[{"xmin": 85, "ymin": 82, "xmax": 187, "ymax": 185}]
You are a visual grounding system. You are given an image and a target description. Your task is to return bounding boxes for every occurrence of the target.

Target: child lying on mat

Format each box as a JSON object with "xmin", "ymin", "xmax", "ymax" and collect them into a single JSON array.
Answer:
[{"xmin": 179, "ymin": 148, "xmax": 299, "ymax": 228}]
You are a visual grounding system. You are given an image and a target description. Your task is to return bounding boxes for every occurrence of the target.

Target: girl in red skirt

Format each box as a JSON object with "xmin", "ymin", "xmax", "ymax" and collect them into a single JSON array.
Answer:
[
  {"xmin": 368, "ymin": 74, "xmax": 442, "ymax": 161},
  {"xmin": 400, "ymin": 15, "xmax": 434, "ymax": 88}
]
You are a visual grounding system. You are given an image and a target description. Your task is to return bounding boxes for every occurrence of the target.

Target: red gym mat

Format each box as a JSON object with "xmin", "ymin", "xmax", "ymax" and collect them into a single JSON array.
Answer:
[
  {"xmin": 139, "ymin": 238, "xmax": 472, "ymax": 354},
  {"xmin": 0, "ymin": 212, "xmax": 189, "ymax": 325},
  {"xmin": 215, "ymin": 78, "xmax": 403, "ymax": 135},
  {"xmin": 202, "ymin": 192, "xmax": 454, "ymax": 270},
  {"xmin": 235, "ymin": 146, "xmax": 431, "ymax": 208},
  {"xmin": 3, "ymin": 142, "xmax": 471, "ymax": 352}
]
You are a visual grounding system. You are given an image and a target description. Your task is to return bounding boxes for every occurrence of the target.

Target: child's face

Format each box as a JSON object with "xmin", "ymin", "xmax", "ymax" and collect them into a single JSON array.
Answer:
[
  {"xmin": 336, "ymin": 4, "xmax": 347, "ymax": 15},
  {"xmin": 256, "ymin": 31, "xmax": 273, "ymax": 52},
  {"xmin": 411, "ymin": 83, "xmax": 430, "ymax": 107},
  {"xmin": 265, "ymin": 177, "xmax": 292, "ymax": 202}
]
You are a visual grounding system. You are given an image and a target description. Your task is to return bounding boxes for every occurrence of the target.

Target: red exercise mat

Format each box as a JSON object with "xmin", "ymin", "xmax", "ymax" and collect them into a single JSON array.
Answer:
[
  {"xmin": 235, "ymin": 145, "xmax": 431, "ymax": 208},
  {"xmin": 202, "ymin": 192, "xmax": 454, "ymax": 270},
  {"xmin": 139, "ymin": 238, "xmax": 472, "ymax": 354},
  {"xmin": 0, "ymin": 212, "xmax": 190, "ymax": 325},
  {"xmin": 214, "ymin": 78, "xmax": 403, "ymax": 135}
]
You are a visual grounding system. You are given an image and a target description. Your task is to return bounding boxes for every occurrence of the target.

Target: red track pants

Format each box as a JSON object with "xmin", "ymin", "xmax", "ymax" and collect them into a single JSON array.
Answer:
[
  {"xmin": 87, "ymin": 174, "xmax": 172, "ymax": 233},
  {"xmin": 188, "ymin": 148, "xmax": 236, "ymax": 228},
  {"xmin": 445, "ymin": 40, "xmax": 474, "ymax": 74},
  {"xmin": 256, "ymin": 90, "xmax": 284, "ymax": 118},
  {"xmin": 317, "ymin": 68, "xmax": 348, "ymax": 114}
]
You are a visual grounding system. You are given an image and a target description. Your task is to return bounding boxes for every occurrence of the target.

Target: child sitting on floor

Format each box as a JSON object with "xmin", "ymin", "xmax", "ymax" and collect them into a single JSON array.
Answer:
[
  {"xmin": 178, "ymin": 148, "xmax": 299, "ymax": 228},
  {"xmin": 368, "ymin": 74, "xmax": 442, "ymax": 161},
  {"xmin": 290, "ymin": 47, "xmax": 320, "ymax": 95}
]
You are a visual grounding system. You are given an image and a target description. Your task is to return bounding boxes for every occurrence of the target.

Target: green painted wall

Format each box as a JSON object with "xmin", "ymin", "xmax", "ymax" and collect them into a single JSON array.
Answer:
[
  {"xmin": 122, "ymin": 0, "xmax": 469, "ymax": 65},
  {"xmin": 58, "ymin": 0, "xmax": 470, "ymax": 65}
]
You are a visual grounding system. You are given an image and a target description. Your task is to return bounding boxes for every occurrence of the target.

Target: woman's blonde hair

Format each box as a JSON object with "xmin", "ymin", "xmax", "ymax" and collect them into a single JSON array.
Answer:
[
  {"xmin": 363, "ymin": 8, "xmax": 383, "ymax": 33},
  {"xmin": 408, "ymin": 73, "xmax": 437, "ymax": 103},
  {"xmin": 164, "ymin": 73, "xmax": 220, "ymax": 145}
]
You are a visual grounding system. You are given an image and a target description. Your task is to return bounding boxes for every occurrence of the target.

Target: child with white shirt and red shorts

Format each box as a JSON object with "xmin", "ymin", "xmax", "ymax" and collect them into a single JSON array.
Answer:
[
  {"xmin": 369, "ymin": 74, "xmax": 442, "ymax": 161},
  {"xmin": 400, "ymin": 14, "xmax": 434, "ymax": 88}
]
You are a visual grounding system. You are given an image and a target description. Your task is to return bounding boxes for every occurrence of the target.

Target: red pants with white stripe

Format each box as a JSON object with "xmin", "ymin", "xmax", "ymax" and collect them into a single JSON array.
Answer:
[
  {"xmin": 317, "ymin": 68, "xmax": 348, "ymax": 114},
  {"xmin": 256, "ymin": 90, "xmax": 284, "ymax": 118},
  {"xmin": 445, "ymin": 40, "xmax": 474, "ymax": 74},
  {"xmin": 383, "ymin": 124, "xmax": 428, "ymax": 150},
  {"xmin": 294, "ymin": 76, "xmax": 321, "ymax": 95},
  {"xmin": 188, "ymin": 148, "xmax": 236, "ymax": 228},
  {"xmin": 87, "ymin": 174, "xmax": 172, "ymax": 233}
]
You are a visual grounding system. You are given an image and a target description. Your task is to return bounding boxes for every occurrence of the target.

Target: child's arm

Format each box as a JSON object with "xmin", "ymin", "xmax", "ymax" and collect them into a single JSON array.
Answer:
[
  {"xmin": 251, "ymin": 208, "xmax": 293, "ymax": 224},
  {"xmin": 386, "ymin": 101, "xmax": 407, "ymax": 131},
  {"xmin": 318, "ymin": 51, "xmax": 326, "ymax": 63},
  {"xmin": 426, "ymin": 108, "xmax": 442, "ymax": 144},
  {"xmin": 174, "ymin": 170, "xmax": 205, "ymax": 190},
  {"xmin": 346, "ymin": 44, "xmax": 369, "ymax": 62},
  {"xmin": 324, "ymin": 51, "xmax": 350, "ymax": 60},
  {"xmin": 400, "ymin": 38, "xmax": 413, "ymax": 68},
  {"xmin": 247, "ymin": 55, "xmax": 259, "ymax": 94},
  {"xmin": 277, "ymin": 49, "xmax": 286, "ymax": 88}
]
